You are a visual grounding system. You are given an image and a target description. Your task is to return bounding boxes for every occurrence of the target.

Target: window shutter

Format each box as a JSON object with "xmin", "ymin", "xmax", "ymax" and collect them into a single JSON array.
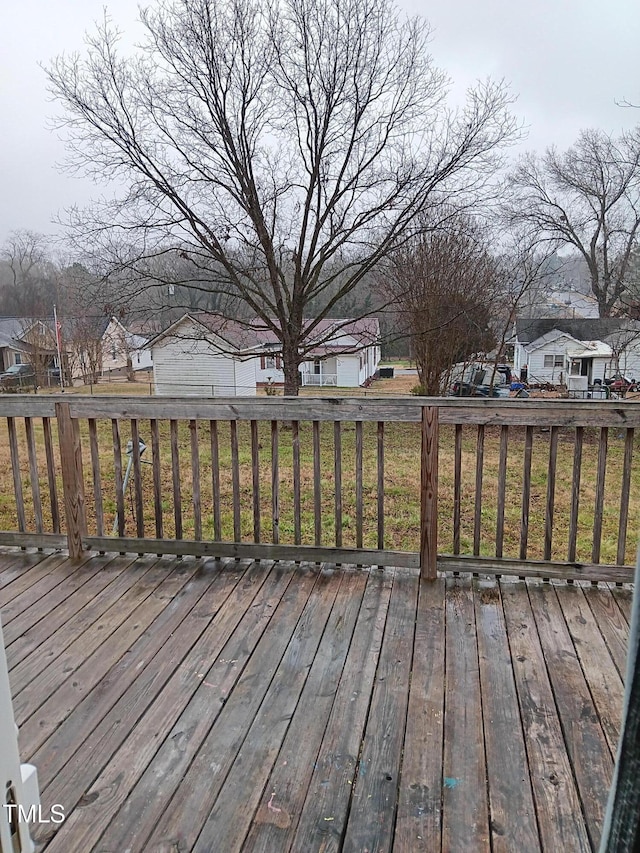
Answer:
[{"xmin": 260, "ymin": 356, "xmax": 265, "ymax": 369}]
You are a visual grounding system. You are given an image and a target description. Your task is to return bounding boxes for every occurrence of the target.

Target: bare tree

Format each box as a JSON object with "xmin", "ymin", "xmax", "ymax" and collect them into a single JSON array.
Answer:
[
  {"xmin": 383, "ymin": 217, "xmax": 499, "ymax": 395},
  {"xmin": 47, "ymin": 0, "xmax": 518, "ymax": 393},
  {"xmin": 507, "ymin": 127, "xmax": 640, "ymax": 317},
  {"xmin": 0, "ymin": 231, "xmax": 60, "ymax": 316}
]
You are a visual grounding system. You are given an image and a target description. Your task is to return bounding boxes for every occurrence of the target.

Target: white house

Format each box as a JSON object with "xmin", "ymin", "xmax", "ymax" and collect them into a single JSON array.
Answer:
[
  {"xmin": 513, "ymin": 318, "xmax": 640, "ymax": 385},
  {"xmin": 101, "ymin": 317, "xmax": 157, "ymax": 377},
  {"xmin": 147, "ymin": 314, "xmax": 382, "ymax": 396},
  {"xmin": 148, "ymin": 314, "xmax": 257, "ymax": 396},
  {"xmin": 253, "ymin": 317, "xmax": 381, "ymax": 388}
]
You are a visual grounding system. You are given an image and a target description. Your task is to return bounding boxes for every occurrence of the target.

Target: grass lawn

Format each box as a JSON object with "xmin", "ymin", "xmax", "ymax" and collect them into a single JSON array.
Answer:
[{"xmin": 1, "ymin": 411, "xmax": 638, "ymax": 566}]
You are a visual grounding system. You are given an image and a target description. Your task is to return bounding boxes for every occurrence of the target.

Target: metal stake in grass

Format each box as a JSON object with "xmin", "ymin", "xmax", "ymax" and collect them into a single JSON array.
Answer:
[{"xmin": 113, "ymin": 437, "xmax": 148, "ymax": 535}]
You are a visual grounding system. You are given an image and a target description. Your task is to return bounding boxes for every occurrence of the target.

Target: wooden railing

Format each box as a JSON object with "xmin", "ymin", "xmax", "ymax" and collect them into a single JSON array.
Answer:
[{"xmin": 0, "ymin": 395, "xmax": 638, "ymax": 583}]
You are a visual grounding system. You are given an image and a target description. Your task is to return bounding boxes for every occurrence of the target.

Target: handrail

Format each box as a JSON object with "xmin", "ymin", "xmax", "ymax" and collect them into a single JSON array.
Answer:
[{"xmin": 0, "ymin": 395, "xmax": 637, "ymax": 582}]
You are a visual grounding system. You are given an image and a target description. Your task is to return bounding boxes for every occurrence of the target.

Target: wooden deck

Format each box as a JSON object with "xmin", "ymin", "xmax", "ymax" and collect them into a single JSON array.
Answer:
[{"xmin": 0, "ymin": 549, "xmax": 631, "ymax": 853}]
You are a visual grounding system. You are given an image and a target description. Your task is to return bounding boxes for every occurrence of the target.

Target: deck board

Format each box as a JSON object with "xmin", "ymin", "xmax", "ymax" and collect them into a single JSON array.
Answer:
[{"xmin": 0, "ymin": 551, "xmax": 629, "ymax": 853}]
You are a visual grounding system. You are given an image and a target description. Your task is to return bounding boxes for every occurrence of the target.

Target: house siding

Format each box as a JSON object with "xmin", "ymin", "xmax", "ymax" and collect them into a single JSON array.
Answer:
[
  {"xmin": 337, "ymin": 356, "xmax": 359, "ymax": 386},
  {"xmin": 152, "ymin": 334, "xmax": 256, "ymax": 396}
]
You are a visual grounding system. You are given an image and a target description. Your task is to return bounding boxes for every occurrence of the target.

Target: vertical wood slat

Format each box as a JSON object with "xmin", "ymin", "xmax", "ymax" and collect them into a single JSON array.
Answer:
[
  {"xmin": 452, "ymin": 423, "xmax": 463, "ymax": 556},
  {"xmin": 250, "ymin": 419, "xmax": 260, "ymax": 543},
  {"xmin": 150, "ymin": 419, "xmax": 163, "ymax": 540},
  {"xmin": 271, "ymin": 420, "xmax": 279, "ymax": 544},
  {"xmin": 568, "ymin": 426, "xmax": 584, "ymax": 563},
  {"xmin": 131, "ymin": 419, "xmax": 145, "ymax": 540},
  {"xmin": 170, "ymin": 419, "xmax": 183, "ymax": 540},
  {"xmin": 112, "ymin": 418, "xmax": 125, "ymax": 538},
  {"xmin": 56, "ymin": 402, "xmax": 86, "ymax": 558},
  {"xmin": 292, "ymin": 420, "xmax": 301, "ymax": 546},
  {"xmin": 355, "ymin": 420, "xmax": 363, "ymax": 549},
  {"xmin": 24, "ymin": 417, "xmax": 43, "ymax": 535},
  {"xmin": 473, "ymin": 424, "xmax": 484, "ymax": 557},
  {"xmin": 591, "ymin": 427, "xmax": 608, "ymax": 564},
  {"xmin": 520, "ymin": 425, "xmax": 534, "ymax": 561},
  {"xmin": 377, "ymin": 421, "xmax": 384, "ymax": 550},
  {"xmin": 210, "ymin": 420, "xmax": 221, "ymax": 541},
  {"xmin": 42, "ymin": 416, "xmax": 60, "ymax": 534},
  {"xmin": 495, "ymin": 425, "xmax": 508, "ymax": 558},
  {"xmin": 88, "ymin": 418, "xmax": 104, "ymax": 538},
  {"xmin": 190, "ymin": 420, "xmax": 202, "ymax": 541},
  {"xmin": 617, "ymin": 428, "xmax": 634, "ymax": 566},
  {"xmin": 7, "ymin": 418, "xmax": 26, "ymax": 533},
  {"xmin": 544, "ymin": 426, "xmax": 559, "ymax": 562},
  {"xmin": 230, "ymin": 420, "xmax": 241, "ymax": 541},
  {"xmin": 312, "ymin": 420, "xmax": 321, "ymax": 546},
  {"xmin": 334, "ymin": 421, "xmax": 343, "ymax": 547},
  {"xmin": 420, "ymin": 406, "xmax": 439, "ymax": 581}
]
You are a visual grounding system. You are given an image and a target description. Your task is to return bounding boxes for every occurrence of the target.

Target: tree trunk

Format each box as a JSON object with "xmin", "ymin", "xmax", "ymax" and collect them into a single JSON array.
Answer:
[{"xmin": 282, "ymin": 344, "xmax": 301, "ymax": 396}]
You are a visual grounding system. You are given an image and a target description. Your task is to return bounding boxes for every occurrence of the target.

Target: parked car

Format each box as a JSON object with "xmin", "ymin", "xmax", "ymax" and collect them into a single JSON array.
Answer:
[{"xmin": 0, "ymin": 363, "xmax": 37, "ymax": 392}]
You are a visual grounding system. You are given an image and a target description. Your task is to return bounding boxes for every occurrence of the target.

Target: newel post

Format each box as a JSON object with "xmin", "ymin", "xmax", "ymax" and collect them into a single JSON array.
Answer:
[
  {"xmin": 420, "ymin": 405, "xmax": 439, "ymax": 581},
  {"xmin": 55, "ymin": 401, "xmax": 87, "ymax": 559}
]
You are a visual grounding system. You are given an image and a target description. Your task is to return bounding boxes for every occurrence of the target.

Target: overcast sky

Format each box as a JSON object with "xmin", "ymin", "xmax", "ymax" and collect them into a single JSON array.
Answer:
[{"xmin": 0, "ymin": 0, "xmax": 638, "ymax": 245}]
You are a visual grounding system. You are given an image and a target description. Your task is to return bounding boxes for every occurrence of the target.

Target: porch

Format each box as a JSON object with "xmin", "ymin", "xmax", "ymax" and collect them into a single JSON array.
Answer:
[{"xmin": 2, "ymin": 547, "xmax": 630, "ymax": 852}]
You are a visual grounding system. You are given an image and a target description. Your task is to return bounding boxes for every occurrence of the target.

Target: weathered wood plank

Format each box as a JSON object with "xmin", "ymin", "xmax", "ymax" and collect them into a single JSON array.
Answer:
[
  {"xmin": 313, "ymin": 420, "xmax": 321, "ymax": 546},
  {"xmin": 29, "ymin": 558, "xmax": 238, "ymax": 794},
  {"xmin": 438, "ymin": 554, "xmax": 634, "ymax": 583},
  {"xmin": 0, "ymin": 532, "xmax": 66, "ymax": 551},
  {"xmin": 16, "ymin": 558, "xmax": 194, "ymax": 756},
  {"xmin": 568, "ymin": 426, "xmax": 583, "ymax": 563},
  {"xmin": 210, "ymin": 419, "xmax": 222, "ymax": 541},
  {"xmin": 42, "ymin": 416, "xmax": 60, "ymax": 535},
  {"xmin": 611, "ymin": 586, "xmax": 632, "ymax": 624},
  {"xmin": 61, "ymin": 394, "xmax": 640, "ymax": 427},
  {"xmin": 377, "ymin": 421, "xmax": 384, "ymax": 549},
  {"xmin": 35, "ymin": 560, "xmax": 286, "ymax": 852},
  {"xmin": 112, "ymin": 418, "xmax": 125, "ymax": 539},
  {"xmin": 131, "ymin": 418, "xmax": 145, "ymax": 540},
  {"xmin": 474, "ymin": 579, "xmax": 541, "ymax": 853},
  {"xmin": 442, "ymin": 577, "xmax": 490, "ymax": 853},
  {"xmin": 617, "ymin": 428, "xmax": 634, "ymax": 565},
  {"xmin": 592, "ymin": 426, "xmax": 608, "ymax": 564},
  {"xmin": 190, "ymin": 419, "xmax": 202, "ymax": 541},
  {"xmin": 292, "ymin": 569, "xmax": 393, "ymax": 853},
  {"xmin": 334, "ymin": 421, "xmax": 342, "ymax": 548},
  {"xmin": 544, "ymin": 425, "xmax": 559, "ymax": 561},
  {"xmin": 583, "ymin": 585, "xmax": 631, "ymax": 679},
  {"xmin": 87, "ymin": 418, "xmax": 103, "ymax": 538},
  {"xmin": 292, "ymin": 420, "xmax": 301, "ymax": 545},
  {"xmin": 355, "ymin": 420, "xmax": 363, "ymax": 549},
  {"xmin": 393, "ymin": 578, "xmax": 446, "ymax": 852},
  {"xmin": 520, "ymin": 424, "xmax": 534, "ymax": 561},
  {"xmin": 7, "ymin": 417, "xmax": 26, "ymax": 533},
  {"xmin": 495, "ymin": 423, "xmax": 508, "ymax": 558},
  {"xmin": 191, "ymin": 571, "xmax": 346, "ymax": 853},
  {"xmin": 501, "ymin": 582, "xmax": 591, "ymax": 852},
  {"xmin": 420, "ymin": 406, "xmax": 438, "ymax": 580},
  {"xmin": 271, "ymin": 420, "xmax": 279, "ymax": 544},
  {"xmin": 82, "ymin": 536, "xmax": 421, "ymax": 569},
  {"xmin": 24, "ymin": 417, "xmax": 43, "ymax": 535},
  {"xmin": 250, "ymin": 419, "xmax": 260, "ymax": 543},
  {"xmin": 473, "ymin": 424, "xmax": 484, "ymax": 557},
  {"xmin": 150, "ymin": 418, "xmax": 163, "ymax": 540},
  {"xmin": 230, "ymin": 419, "xmax": 241, "ymax": 541},
  {"xmin": 0, "ymin": 552, "xmax": 69, "ymax": 609},
  {"xmin": 241, "ymin": 570, "xmax": 368, "ymax": 853},
  {"xmin": 556, "ymin": 583, "xmax": 624, "ymax": 755},
  {"xmin": 56, "ymin": 402, "xmax": 86, "ymax": 557},
  {"xmin": 528, "ymin": 582, "xmax": 613, "ymax": 848},
  {"xmin": 342, "ymin": 571, "xmax": 418, "ymax": 853},
  {"xmin": 104, "ymin": 568, "xmax": 322, "ymax": 853},
  {"xmin": 170, "ymin": 419, "xmax": 183, "ymax": 540}
]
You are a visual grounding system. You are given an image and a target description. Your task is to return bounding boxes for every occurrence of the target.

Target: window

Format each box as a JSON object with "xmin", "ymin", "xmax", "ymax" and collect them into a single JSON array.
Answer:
[
  {"xmin": 14, "ymin": 353, "xmax": 22, "ymax": 365},
  {"xmin": 261, "ymin": 353, "xmax": 281, "ymax": 370},
  {"xmin": 543, "ymin": 354, "xmax": 564, "ymax": 369}
]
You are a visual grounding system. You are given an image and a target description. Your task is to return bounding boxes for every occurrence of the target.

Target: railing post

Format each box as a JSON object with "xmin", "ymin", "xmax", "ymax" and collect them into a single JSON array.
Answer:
[
  {"xmin": 420, "ymin": 405, "xmax": 439, "ymax": 581},
  {"xmin": 55, "ymin": 401, "xmax": 87, "ymax": 559}
]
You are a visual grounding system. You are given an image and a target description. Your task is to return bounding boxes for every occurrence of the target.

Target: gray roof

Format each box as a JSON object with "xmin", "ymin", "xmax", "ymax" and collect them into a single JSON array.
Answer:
[{"xmin": 515, "ymin": 317, "xmax": 625, "ymax": 344}]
